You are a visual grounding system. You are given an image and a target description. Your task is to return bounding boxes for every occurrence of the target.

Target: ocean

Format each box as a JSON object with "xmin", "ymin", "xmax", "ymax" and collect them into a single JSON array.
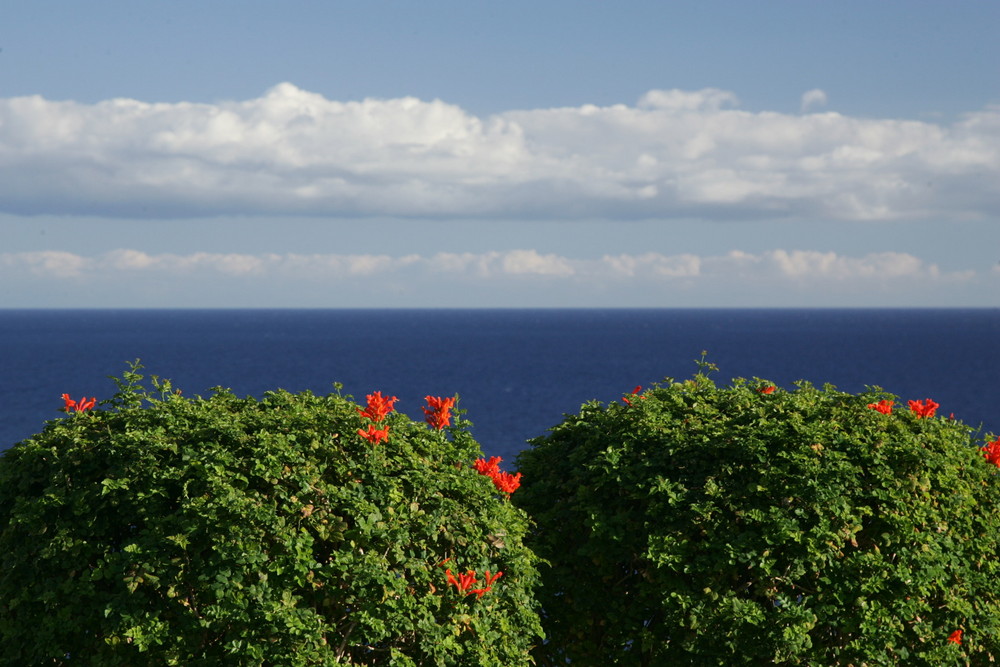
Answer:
[{"xmin": 1, "ymin": 309, "xmax": 997, "ymax": 461}]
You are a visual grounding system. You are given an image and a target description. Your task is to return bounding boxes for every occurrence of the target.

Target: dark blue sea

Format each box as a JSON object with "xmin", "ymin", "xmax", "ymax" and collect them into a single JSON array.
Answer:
[{"xmin": 1, "ymin": 309, "xmax": 997, "ymax": 461}]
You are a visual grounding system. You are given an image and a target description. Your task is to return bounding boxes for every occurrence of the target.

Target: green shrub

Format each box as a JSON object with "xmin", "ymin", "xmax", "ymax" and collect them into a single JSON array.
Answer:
[
  {"xmin": 515, "ymin": 363, "xmax": 1000, "ymax": 665},
  {"xmin": 0, "ymin": 364, "xmax": 541, "ymax": 666}
]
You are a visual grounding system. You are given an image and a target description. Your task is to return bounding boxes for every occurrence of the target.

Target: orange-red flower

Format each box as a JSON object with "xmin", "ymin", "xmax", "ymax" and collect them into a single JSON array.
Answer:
[
  {"xmin": 490, "ymin": 471, "xmax": 523, "ymax": 494},
  {"xmin": 474, "ymin": 456, "xmax": 502, "ymax": 476},
  {"xmin": 948, "ymin": 629, "xmax": 963, "ymax": 645},
  {"xmin": 622, "ymin": 385, "xmax": 644, "ymax": 406},
  {"xmin": 983, "ymin": 436, "xmax": 1000, "ymax": 468},
  {"xmin": 472, "ymin": 456, "xmax": 522, "ymax": 494},
  {"xmin": 357, "ymin": 391, "xmax": 398, "ymax": 422},
  {"xmin": 357, "ymin": 424, "xmax": 390, "ymax": 445},
  {"xmin": 470, "ymin": 570, "xmax": 504, "ymax": 598},
  {"xmin": 445, "ymin": 568, "xmax": 478, "ymax": 595},
  {"xmin": 446, "ymin": 567, "xmax": 502, "ymax": 598},
  {"xmin": 62, "ymin": 393, "xmax": 96, "ymax": 413},
  {"xmin": 758, "ymin": 385, "xmax": 776, "ymax": 394},
  {"xmin": 482, "ymin": 570, "xmax": 503, "ymax": 587},
  {"xmin": 423, "ymin": 396, "xmax": 456, "ymax": 430},
  {"xmin": 867, "ymin": 399, "xmax": 894, "ymax": 415},
  {"xmin": 908, "ymin": 398, "xmax": 939, "ymax": 419}
]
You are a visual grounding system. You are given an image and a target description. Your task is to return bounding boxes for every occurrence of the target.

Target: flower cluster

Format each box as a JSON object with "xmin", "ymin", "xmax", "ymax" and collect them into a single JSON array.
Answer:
[
  {"xmin": 866, "ymin": 399, "xmax": 895, "ymax": 415},
  {"xmin": 61, "ymin": 393, "xmax": 96, "ymax": 413},
  {"xmin": 757, "ymin": 385, "xmax": 776, "ymax": 394},
  {"xmin": 948, "ymin": 629, "xmax": 963, "ymax": 645},
  {"xmin": 983, "ymin": 436, "xmax": 1000, "ymax": 468},
  {"xmin": 357, "ymin": 424, "xmax": 390, "ymax": 445},
  {"xmin": 908, "ymin": 398, "xmax": 939, "ymax": 419},
  {"xmin": 473, "ymin": 456, "xmax": 502, "ymax": 476},
  {"xmin": 474, "ymin": 456, "xmax": 523, "ymax": 495},
  {"xmin": 356, "ymin": 391, "xmax": 397, "ymax": 444},
  {"xmin": 866, "ymin": 398, "xmax": 941, "ymax": 419},
  {"xmin": 423, "ymin": 396, "xmax": 456, "ymax": 430},
  {"xmin": 621, "ymin": 385, "xmax": 645, "ymax": 406},
  {"xmin": 357, "ymin": 391, "xmax": 398, "ymax": 422},
  {"xmin": 445, "ymin": 566, "xmax": 503, "ymax": 599},
  {"xmin": 492, "ymin": 472, "xmax": 523, "ymax": 494}
]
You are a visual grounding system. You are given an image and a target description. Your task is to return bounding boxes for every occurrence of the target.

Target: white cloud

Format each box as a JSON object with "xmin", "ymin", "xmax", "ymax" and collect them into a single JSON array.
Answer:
[
  {"xmin": 1, "ymin": 250, "xmax": 91, "ymax": 278},
  {"xmin": 768, "ymin": 249, "xmax": 917, "ymax": 279},
  {"xmin": 700, "ymin": 249, "xmax": 975, "ymax": 283},
  {"xmin": 601, "ymin": 253, "xmax": 701, "ymax": 278},
  {"xmin": 0, "ymin": 248, "xmax": 970, "ymax": 286},
  {"xmin": 427, "ymin": 252, "xmax": 501, "ymax": 277},
  {"xmin": 637, "ymin": 88, "xmax": 740, "ymax": 112},
  {"xmin": 1, "ymin": 85, "xmax": 999, "ymax": 222},
  {"xmin": 500, "ymin": 249, "xmax": 575, "ymax": 277},
  {"xmin": 800, "ymin": 89, "xmax": 828, "ymax": 112}
]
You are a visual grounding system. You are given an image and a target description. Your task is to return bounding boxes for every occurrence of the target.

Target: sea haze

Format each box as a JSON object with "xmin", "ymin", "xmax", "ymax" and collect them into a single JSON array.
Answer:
[{"xmin": 1, "ymin": 309, "xmax": 997, "ymax": 462}]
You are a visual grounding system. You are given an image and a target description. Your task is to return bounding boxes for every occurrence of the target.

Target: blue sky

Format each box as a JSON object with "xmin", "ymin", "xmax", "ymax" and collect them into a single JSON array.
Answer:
[{"xmin": 1, "ymin": 0, "xmax": 998, "ymax": 307}]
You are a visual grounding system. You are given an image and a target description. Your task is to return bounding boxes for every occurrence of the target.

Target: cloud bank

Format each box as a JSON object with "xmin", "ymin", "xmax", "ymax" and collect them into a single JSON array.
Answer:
[
  {"xmin": 2, "ymin": 248, "xmax": 971, "ymax": 285},
  {"xmin": 1, "ymin": 84, "xmax": 998, "ymax": 222}
]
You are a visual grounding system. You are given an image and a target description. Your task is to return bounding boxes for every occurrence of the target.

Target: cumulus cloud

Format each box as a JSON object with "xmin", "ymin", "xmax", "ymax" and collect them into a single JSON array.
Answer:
[
  {"xmin": 601, "ymin": 252, "xmax": 701, "ymax": 278},
  {"xmin": 2, "ymin": 250, "xmax": 91, "ymax": 278},
  {"xmin": 1, "ymin": 84, "xmax": 998, "ymax": 222},
  {"xmin": 0, "ymin": 248, "xmax": 970, "ymax": 287},
  {"xmin": 500, "ymin": 249, "xmax": 575, "ymax": 277},
  {"xmin": 800, "ymin": 89, "xmax": 828, "ymax": 113}
]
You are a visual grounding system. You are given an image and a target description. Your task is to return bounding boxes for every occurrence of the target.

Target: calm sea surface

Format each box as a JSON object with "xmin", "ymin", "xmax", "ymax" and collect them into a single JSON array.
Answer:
[{"xmin": 1, "ymin": 309, "xmax": 997, "ymax": 460}]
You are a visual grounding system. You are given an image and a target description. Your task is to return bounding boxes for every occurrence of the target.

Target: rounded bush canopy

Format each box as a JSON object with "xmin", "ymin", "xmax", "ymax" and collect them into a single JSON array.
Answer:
[
  {"xmin": 0, "ymin": 365, "xmax": 541, "ymax": 666},
  {"xmin": 515, "ymin": 367, "xmax": 1000, "ymax": 665}
]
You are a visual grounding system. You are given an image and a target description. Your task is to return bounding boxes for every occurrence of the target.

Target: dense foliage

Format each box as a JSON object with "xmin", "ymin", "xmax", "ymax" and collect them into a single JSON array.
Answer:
[
  {"xmin": 0, "ymin": 364, "xmax": 541, "ymax": 666},
  {"xmin": 515, "ymin": 362, "xmax": 1000, "ymax": 665}
]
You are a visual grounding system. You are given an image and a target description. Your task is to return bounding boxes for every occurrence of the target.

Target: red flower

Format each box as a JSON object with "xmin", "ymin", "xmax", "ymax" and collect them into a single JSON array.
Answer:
[
  {"xmin": 356, "ymin": 391, "xmax": 398, "ymax": 422},
  {"xmin": 446, "ymin": 567, "xmax": 502, "ymax": 598},
  {"xmin": 474, "ymin": 456, "xmax": 502, "ymax": 476},
  {"xmin": 758, "ymin": 385, "xmax": 776, "ymax": 394},
  {"xmin": 423, "ymin": 396, "xmax": 456, "ymax": 430},
  {"xmin": 622, "ymin": 385, "xmax": 644, "ymax": 406},
  {"xmin": 908, "ymin": 398, "xmax": 939, "ymax": 419},
  {"xmin": 445, "ymin": 568, "xmax": 478, "ymax": 596},
  {"xmin": 472, "ymin": 456, "xmax": 522, "ymax": 494},
  {"xmin": 490, "ymin": 471, "xmax": 523, "ymax": 494},
  {"xmin": 867, "ymin": 399, "xmax": 894, "ymax": 415},
  {"xmin": 482, "ymin": 570, "xmax": 503, "ymax": 587},
  {"xmin": 61, "ymin": 393, "xmax": 96, "ymax": 413},
  {"xmin": 983, "ymin": 437, "xmax": 1000, "ymax": 468},
  {"xmin": 470, "ymin": 571, "xmax": 503, "ymax": 598},
  {"xmin": 357, "ymin": 424, "xmax": 390, "ymax": 445},
  {"xmin": 948, "ymin": 629, "xmax": 963, "ymax": 645}
]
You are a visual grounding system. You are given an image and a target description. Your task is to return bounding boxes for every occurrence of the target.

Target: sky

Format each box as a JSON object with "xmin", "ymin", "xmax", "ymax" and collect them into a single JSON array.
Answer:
[{"xmin": 1, "ymin": 0, "xmax": 998, "ymax": 308}]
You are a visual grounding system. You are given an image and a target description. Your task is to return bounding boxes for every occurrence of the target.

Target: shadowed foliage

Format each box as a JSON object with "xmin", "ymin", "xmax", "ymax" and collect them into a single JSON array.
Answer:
[{"xmin": 516, "ymin": 364, "xmax": 1000, "ymax": 665}]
